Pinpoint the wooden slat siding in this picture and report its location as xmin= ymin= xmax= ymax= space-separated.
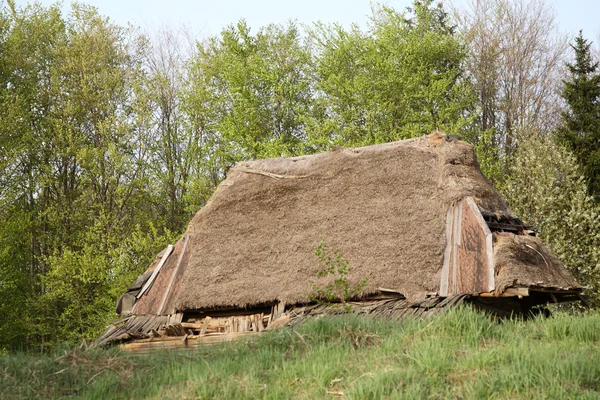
xmin=158 ymin=235 xmax=190 ymax=314
xmin=136 ymin=245 xmax=174 ymax=299
xmin=134 ymin=238 xmax=185 ymax=315
xmin=159 ymin=236 xmax=192 ymax=315
xmin=465 ymin=197 xmax=495 ymax=292
xmin=451 ymin=201 xmax=463 ymax=295
xmin=440 ymin=206 xmax=455 ymax=296
xmin=455 ymin=198 xmax=491 ymax=294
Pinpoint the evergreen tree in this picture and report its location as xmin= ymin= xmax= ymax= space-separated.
xmin=558 ymin=31 xmax=600 ymax=198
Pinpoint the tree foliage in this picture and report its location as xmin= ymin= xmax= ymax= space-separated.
xmin=455 ymin=0 xmax=567 ymax=182
xmin=310 ymin=1 xmax=475 ymax=146
xmin=503 ymin=135 xmax=600 ymax=305
xmin=558 ymin=31 xmax=600 ymax=199
xmin=0 ymin=2 xmax=173 ymax=348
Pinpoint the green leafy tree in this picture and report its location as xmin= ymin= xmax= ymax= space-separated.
xmin=0 ymin=2 xmax=175 ymax=348
xmin=558 ymin=31 xmax=600 ymax=198
xmin=503 ymin=135 xmax=600 ymax=306
xmin=310 ymin=0 xmax=476 ymax=147
xmin=182 ymin=21 xmax=316 ymax=188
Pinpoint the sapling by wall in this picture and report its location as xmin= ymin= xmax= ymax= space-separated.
xmin=309 ymin=239 xmax=367 ymax=312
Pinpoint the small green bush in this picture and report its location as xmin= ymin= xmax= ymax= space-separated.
xmin=309 ymin=239 xmax=368 ymax=311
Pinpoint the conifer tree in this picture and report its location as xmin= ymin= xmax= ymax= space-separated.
xmin=559 ymin=31 xmax=600 ymax=198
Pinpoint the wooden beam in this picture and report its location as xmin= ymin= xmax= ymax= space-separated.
xmin=440 ymin=206 xmax=454 ymax=297
xmin=158 ymin=235 xmax=189 ymax=315
xmin=136 ymin=244 xmax=174 ymax=299
xmin=486 ymin=222 xmax=523 ymax=232
xmin=378 ymin=287 xmax=406 ymax=297
xmin=479 ymin=288 xmax=529 ymax=297
xmin=119 ymin=332 xmax=259 ymax=351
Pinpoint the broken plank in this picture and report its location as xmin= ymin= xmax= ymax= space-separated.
xmin=479 ymin=288 xmax=529 ymax=297
xmin=158 ymin=236 xmax=190 ymax=315
xmin=137 ymin=244 xmax=174 ymax=299
xmin=119 ymin=332 xmax=259 ymax=351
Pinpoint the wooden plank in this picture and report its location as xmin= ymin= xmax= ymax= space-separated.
xmin=158 ymin=235 xmax=189 ymax=314
xmin=465 ymin=197 xmax=495 ymax=292
xmin=479 ymin=288 xmax=529 ymax=297
xmin=119 ymin=332 xmax=259 ymax=351
xmin=451 ymin=201 xmax=463 ymax=295
xmin=136 ymin=245 xmax=174 ymax=299
xmin=486 ymin=228 xmax=494 ymax=292
xmin=274 ymin=301 xmax=286 ymax=320
xmin=440 ymin=205 xmax=454 ymax=296
xmin=258 ymin=313 xmax=264 ymax=332
xmin=181 ymin=320 xmax=229 ymax=332
xmin=529 ymin=287 xmax=582 ymax=294
xmin=200 ymin=316 xmax=211 ymax=335
xmin=378 ymin=287 xmax=407 ymax=297
xmin=455 ymin=198 xmax=491 ymax=294
xmin=465 ymin=197 xmax=491 ymax=237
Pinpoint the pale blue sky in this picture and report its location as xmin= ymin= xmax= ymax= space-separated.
xmin=10 ymin=0 xmax=600 ymax=41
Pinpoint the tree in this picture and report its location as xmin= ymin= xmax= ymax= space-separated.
xmin=558 ymin=31 xmax=600 ymax=198
xmin=0 ymin=2 xmax=174 ymax=348
xmin=182 ymin=21 xmax=316 ymax=192
xmin=455 ymin=0 xmax=567 ymax=180
xmin=310 ymin=1 xmax=476 ymax=147
xmin=136 ymin=25 xmax=200 ymax=232
xmin=503 ymin=135 xmax=600 ymax=306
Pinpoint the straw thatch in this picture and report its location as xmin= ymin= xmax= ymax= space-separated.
xmin=174 ymin=132 xmax=518 ymax=310
xmin=493 ymin=232 xmax=579 ymax=294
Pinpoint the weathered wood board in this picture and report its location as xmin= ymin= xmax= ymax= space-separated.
xmin=441 ymin=197 xmax=494 ymax=296
xmin=134 ymin=236 xmax=190 ymax=315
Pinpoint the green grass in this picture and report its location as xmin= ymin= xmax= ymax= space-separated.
xmin=2 ymin=307 xmax=600 ymax=399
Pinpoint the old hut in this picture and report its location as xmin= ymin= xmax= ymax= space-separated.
xmin=97 ymin=132 xmax=582 ymax=350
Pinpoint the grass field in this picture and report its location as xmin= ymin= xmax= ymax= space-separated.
xmin=2 ymin=307 xmax=600 ymax=399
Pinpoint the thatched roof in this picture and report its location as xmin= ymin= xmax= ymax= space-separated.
xmin=167 ymin=132 xmax=577 ymax=311
xmin=98 ymin=132 xmax=583 ymax=349
xmin=493 ymin=233 xmax=579 ymax=294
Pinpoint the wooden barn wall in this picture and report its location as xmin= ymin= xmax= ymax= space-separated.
xmin=440 ymin=197 xmax=494 ymax=296
xmin=133 ymin=235 xmax=190 ymax=315
xmin=159 ymin=235 xmax=191 ymax=315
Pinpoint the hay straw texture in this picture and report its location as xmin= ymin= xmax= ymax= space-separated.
xmin=175 ymin=133 xmax=516 ymax=310
xmin=493 ymin=232 xmax=580 ymax=294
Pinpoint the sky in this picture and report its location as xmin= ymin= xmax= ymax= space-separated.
xmin=9 ymin=0 xmax=600 ymax=42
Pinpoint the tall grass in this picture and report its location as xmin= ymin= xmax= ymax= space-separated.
xmin=2 ymin=308 xmax=600 ymax=399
